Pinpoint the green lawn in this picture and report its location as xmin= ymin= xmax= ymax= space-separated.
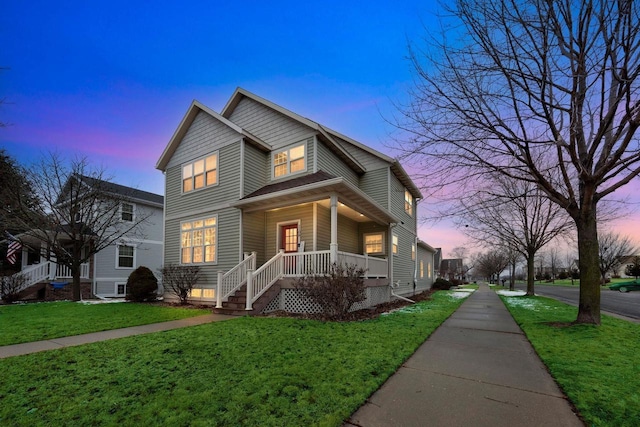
xmin=0 ymin=291 xmax=465 ymax=426
xmin=0 ymin=301 xmax=210 ymax=346
xmin=499 ymin=294 xmax=640 ymax=427
xmin=524 ymin=277 xmax=635 ymax=287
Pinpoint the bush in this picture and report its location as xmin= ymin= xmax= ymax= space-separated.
xmin=125 ymin=266 xmax=158 ymax=302
xmin=431 ymin=278 xmax=454 ymax=291
xmin=160 ymin=264 xmax=201 ymax=304
xmin=571 ymin=269 xmax=580 ymax=279
xmin=295 ymin=263 xmax=366 ymax=320
xmin=558 ymin=271 xmax=568 ymax=280
xmin=0 ymin=273 xmax=27 ymax=303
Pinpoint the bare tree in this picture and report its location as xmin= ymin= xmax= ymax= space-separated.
xmin=9 ymin=153 xmax=151 ymax=300
xmin=547 ymin=246 xmax=563 ymax=284
xmin=398 ymin=1 xmax=640 ymax=324
xmin=459 ymin=176 xmax=572 ymax=295
xmin=505 ymin=246 xmax=522 ymax=291
xmin=473 ymin=249 xmax=510 ymax=283
xmin=598 ymin=231 xmax=637 ymax=284
xmin=450 ymin=246 xmax=471 ymax=280
xmin=565 ymin=250 xmax=579 ymax=285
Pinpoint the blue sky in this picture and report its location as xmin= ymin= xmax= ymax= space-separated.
xmin=2 ymin=1 xmax=638 ymax=257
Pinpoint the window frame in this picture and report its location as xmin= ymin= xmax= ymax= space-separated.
xmin=411 ymin=243 xmax=416 ymax=261
xmin=404 ymin=189 xmax=413 ymax=217
xmin=120 ymin=202 xmax=135 ymax=222
xmin=115 ymin=282 xmax=127 ymax=296
xmin=116 ymin=244 xmax=135 ymax=269
xmin=272 ymin=142 xmax=307 ymax=180
xmin=420 ymin=260 xmax=425 ymax=278
xmin=180 ymin=216 xmax=218 ymax=265
xmin=392 ymin=234 xmax=398 ymax=256
xmin=182 ymin=152 xmax=219 ymax=194
xmin=363 ymin=232 xmax=385 ymax=256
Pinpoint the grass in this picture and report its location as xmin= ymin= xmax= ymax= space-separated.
xmin=0 ymin=290 xmax=466 ymax=426
xmin=0 ymin=301 xmax=210 ymax=346
xmin=524 ymin=277 xmax=636 ymax=287
xmin=499 ymin=294 xmax=640 ymax=427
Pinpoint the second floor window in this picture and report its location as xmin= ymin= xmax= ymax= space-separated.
xmin=121 ymin=202 xmax=134 ymax=222
xmin=183 ymin=153 xmax=218 ymax=193
xmin=273 ymin=143 xmax=305 ymax=178
xmin=392 ymin=234 xmax=398 ymax=255
xmin=405 ymin=190 xmax=413 ymax=216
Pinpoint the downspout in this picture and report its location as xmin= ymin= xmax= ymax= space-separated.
xmin=388 ymin=222 xmax=413 ymax=303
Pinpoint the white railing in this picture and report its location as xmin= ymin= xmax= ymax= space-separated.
xmin=55 ymin=263 xmax=90 ymax=279
xmin=337 ymin=252 xmax=388 ymax=278
xmin=244 ymin=250 xmax=389 ymax=310
xmin=6 ymin=261 xmax=91 ymax=295
xmin=216 ymin=252 xmax=256 ymax=308
xmin=13 ymin=262 xmax=52 ymax=292
xmin=282 ymin=250 xmax=332 ymax=276
xmin=246 ymin=250 xmax=286 ymax=310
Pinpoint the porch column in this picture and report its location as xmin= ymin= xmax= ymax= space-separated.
xmin=330 ymin=193 xmax=338 ymax=263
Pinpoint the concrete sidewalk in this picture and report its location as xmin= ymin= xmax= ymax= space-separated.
xmin=346 ymin=284 xmax=584 ymax=427
xmin=0 ymin=313 xmax=233 ymax=359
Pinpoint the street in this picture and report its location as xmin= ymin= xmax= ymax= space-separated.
xmin=513 ymin=283 xmax=640 ymax=321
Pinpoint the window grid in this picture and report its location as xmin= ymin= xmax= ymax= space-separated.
xmin=273 ymin=143 xmax=305 ymax=178
xmin=117 ymin=245 xmax=134 ymax=268
xmin=364 ymin=233 xmax=384 ymax=255
xmin=183 ymin=153 xmax=218 ymax=193
xmin=121 ymin=202 xmax=134 ymax=222
xmin=405 ymin=190 xmax=413 ymax=216
xmin=181 ymin=217 xmax=217 ymax=264
xmin=392 ymin=235 xmax=398 ymax=255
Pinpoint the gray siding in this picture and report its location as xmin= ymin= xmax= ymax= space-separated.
xmin=316 ymin=140 xmax=359 ymax=186
xmin=243 ymin=211 xmax=266 ymax=266
xmin=315 ymin=205 xmax=358 ymax=253
xmin=165 ymin=142 xmax=241 ymax=219
xmin=243 ymin=142 xmax=268 ymax=196
xmin=359 ymin=168 xmax=389 ymax=209
xmin=229 ymin=97 xmax=314 ymax=147
xmin=333 ymin=135 xmax=390 ymax=171
xmin=392 ymin=225 xmax=417 ymax=296
xmin=416 ymin=245 xmax=435 ymax=292
xmin=93 ymin=203 xmax=163 ymax=297
xmin=265 ymin=205 xmax=314 ymax=258
xmin=165 ymin=111 xmax=242 ymax=169
xmin=389 ymin=173 xmax=417 ymax=231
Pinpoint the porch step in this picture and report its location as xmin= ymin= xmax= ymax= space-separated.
xmin=212 ymin=282 xmax=281 ymax=316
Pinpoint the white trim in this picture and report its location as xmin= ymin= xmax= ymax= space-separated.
xmin=165 ymin=202 xmax=235 ymax=222
xmin=115 ymin=244 xmax=136 ymax=269
xmin=180 ymin=150 xmax=219 ymax=194
xmin=118 ymin=237 xmax=163 ymax=246
xmin=271 ymin=141 xmax=307 ymax=181
xmin=312 ymin=203 xmax=318 ymax=251
xmin=275 ymin=219 xmax=301 ymax=253
xmin=239 ymin=138 xmax=245 ymax=199
xmin=120 ymin=201 xmax=136 ymax=222
xmin=363 ymin=232 xmax=385 ymax=256
xmin=115 ymin=281 xmax=127 ymax=296
xmin=313 ymin=135 xmax=318 ymax=173
xmin=180 ymin=215 xmax=219 ymax=265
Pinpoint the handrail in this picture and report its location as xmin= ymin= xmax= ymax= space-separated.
xmin=216 ymin=252 xmax=256 ymax=308
xmin=246 ymin=250 xmax=285 ymax=310
xmin=12 ymin=262 xmax=52 ymax=293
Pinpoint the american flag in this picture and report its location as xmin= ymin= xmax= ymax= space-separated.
xmin=6 ymin=234 xmax=21 ymax=265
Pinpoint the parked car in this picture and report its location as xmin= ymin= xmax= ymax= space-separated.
xmin=609 ymin=281 xmax=640 ymax=292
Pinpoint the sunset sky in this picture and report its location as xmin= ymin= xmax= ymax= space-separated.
xmin=2 ymin=1 xmax=638 ymax=258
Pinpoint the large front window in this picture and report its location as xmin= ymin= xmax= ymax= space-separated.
xmin=181 ymin=217 xmax=217 ymax=264
xmin=273 ymin=143 xmax=305 ymax=178
xmin=364 ymin=233 xmax=384 ymax=255
xmin=182 ymin=153 xmax=218 ymax=193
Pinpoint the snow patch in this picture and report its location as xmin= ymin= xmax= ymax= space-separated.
xmin=447 ymin=289 xmax=475 ymax=299
xmin=80 ymin=298 xmax=128 ymax=305
xmin=495 ymin=290 xmax=527 ymax=296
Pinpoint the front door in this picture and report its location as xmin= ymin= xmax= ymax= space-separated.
xmin=281 ymin=224 xmax=299 ymax=253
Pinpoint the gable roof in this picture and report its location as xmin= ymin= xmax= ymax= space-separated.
xmin=156 ymin=100 xmax=270 ymax=171
xmin=221 ymin=87 xmax=422 ymax=199
xmin=77 ymin=175 xmax=164 ymax=206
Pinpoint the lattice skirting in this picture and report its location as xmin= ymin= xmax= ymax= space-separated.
xmin=262 ymin=285 xmax=391 ymax=314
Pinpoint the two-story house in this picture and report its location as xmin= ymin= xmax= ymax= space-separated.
xmin=6 ymin=176 xmax=164 ymax=299
xmin=156 ymin=88 xmax=435 ymax=313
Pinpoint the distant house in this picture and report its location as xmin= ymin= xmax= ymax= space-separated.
xmin=156 ymin=88 xmax=436 ymax=313
xmin=5 ymin=176 xmax=163 ymax=299
xmin=619 ymin=255 xmax=640 ymax=278
xmin=440 ymin=258 xmax=463 ymax=280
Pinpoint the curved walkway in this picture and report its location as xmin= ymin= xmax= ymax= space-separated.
xmin=345 ymin=283 xmax=584 ymax=426
xmin=0 ymin=313 xmax=233 ymax=359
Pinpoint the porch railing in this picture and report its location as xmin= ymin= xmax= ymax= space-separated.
xmin=337 ymin=252 xmax=388 ymax=278
xmin=244 ymin=250 xmax=389 ymax=310
xmin=216 ymin=252 xmax=256 ymax=308
xmin=7 ymin=261 xmax=91 ymax=295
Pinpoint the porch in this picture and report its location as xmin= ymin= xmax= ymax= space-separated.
xmin=10 ymin=261 xmax=91 ymax=296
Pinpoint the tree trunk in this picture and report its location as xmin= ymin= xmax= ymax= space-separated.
xmin=526 ymin=253 xmax=535 ymax=296
xmin=509 ymin=260 xmax=516 ymax=291
xmin=72 ymin=263 xmax=82 ymax=301
xmin=575 ymin=207 xmax=601 ymax=325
